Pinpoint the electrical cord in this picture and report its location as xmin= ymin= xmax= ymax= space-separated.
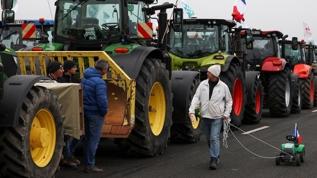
xmin=222 ymin=120 xmax=293 ymax=159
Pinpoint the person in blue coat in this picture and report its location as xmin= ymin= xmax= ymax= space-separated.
xmin=81 ymin=60 xmax=108 ymax=173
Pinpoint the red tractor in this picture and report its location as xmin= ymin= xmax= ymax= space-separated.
xmin=243 ymin=30 xmax=299 ymax=116
xmin=281 ymin=38 xmax=315 ymax=110
xmin=304 ymin=43 xmax=317 ymax=106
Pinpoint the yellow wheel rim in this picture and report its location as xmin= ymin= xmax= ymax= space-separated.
xmin=191 ymin=115 xmax=200 ymax=129
xmin=148 ymin=82 xmax=166 ymax=136
xmin=29 ymin=109 xmax=56 ymax=168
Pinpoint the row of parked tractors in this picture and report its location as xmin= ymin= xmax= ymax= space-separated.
xmin=0 ymin=0 xmax=316 ymax=177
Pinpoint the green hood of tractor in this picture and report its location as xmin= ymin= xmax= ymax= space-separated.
xmin=39 ymin=42 xmax=64 ymax=51
xmin=39 ymin=42 xmax=140 ymax=55
xmin=170 ymin=52 xmax=230 ymax=70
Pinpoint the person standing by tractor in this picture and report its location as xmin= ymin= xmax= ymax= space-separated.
xmin=47 ymin=61 xmax=64 ymax=81
xmin=58 ymin=60 xmax=81 ymax=168
xmin=58 ymin=60 xmax=80 ymax=83
xmin=81 ymin=60 xmax=108 ymax=173
xmin=188 ymin=64 xmax=232 ymax=170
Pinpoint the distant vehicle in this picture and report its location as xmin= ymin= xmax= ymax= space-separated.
xmin=0 ymin=19 xmax=54 ymax=50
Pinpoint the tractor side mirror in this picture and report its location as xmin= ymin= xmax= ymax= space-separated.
xmin=245 ymin=30 xmax=254 ymax=49
xmin=1 ymin=0 xmax=14 ymax=9
xmin=173 ymin=8 xmax=183 ymax=32
xmin=291 ymin=37 xmax=298 ymax=50
xmin=2 ymin=9 xmax=15 ymax=24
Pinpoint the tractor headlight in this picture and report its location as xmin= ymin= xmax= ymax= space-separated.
xmin=213 ymin=55 xmax=225 ymax=60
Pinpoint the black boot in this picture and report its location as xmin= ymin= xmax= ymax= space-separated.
xmin=209 ymin=157 xmax=217 ymax=170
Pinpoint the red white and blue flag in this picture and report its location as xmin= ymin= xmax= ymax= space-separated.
xmin=294 ymin=123 xmax=303 ymax=144
xmin=303 ymin=22 xmax=313 ymax=43
xmin=232 ymin=0 xmax=246 ymax=23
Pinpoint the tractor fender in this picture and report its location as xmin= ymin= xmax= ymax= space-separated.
xmin=261 ymin=57 xmax=287 ymax=72
xmin=293 ymin=64 xmax=312 ymax=79
xmin=171 ymin=71 xmax=200 ymax=123
xmin=0 ymin=75 xmax=47 ymax=127
xmin=113 ymin=46 xmax=171 ymax=79
xmin=222 ymin=56 xmax=240 ymax=72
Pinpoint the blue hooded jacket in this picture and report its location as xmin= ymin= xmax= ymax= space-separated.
xmin=81 ymin=67 xmax=108 ymax=117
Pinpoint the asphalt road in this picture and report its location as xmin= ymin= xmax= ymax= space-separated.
xmin=57 ymin=109 xmax=317 ymax=178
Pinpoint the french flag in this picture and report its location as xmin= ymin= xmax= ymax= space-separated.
xmin=294 ymin=123 xmax=303 ymax=144
xmin=232 ymin=0 xmax=246 ymax=23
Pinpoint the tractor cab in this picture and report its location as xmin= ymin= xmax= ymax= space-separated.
xmin=244 ymin=30 xmax=284 ymax=70
xmin=169 ymin=19 xmax=236 ymax=70
xmin=281 ymin=38 xmax=306 ymax=67
xmin=304 ymin=43 xmax=316 ymax=66
xmin=53 ymin=0 xmax=165 ymax=51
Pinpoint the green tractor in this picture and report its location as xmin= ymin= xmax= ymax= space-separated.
xmin=169 ymin=18 xmax=264 ymax=127
xmin=0 ymin=1 xmax=64 ymax=177
xmin=16 ymin=0 xmax=201 ymax=158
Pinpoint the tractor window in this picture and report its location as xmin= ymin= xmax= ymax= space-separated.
xmin=284 ymin=44 xmax=301 ymax=65
xmin=56 ymin=0 xmax=121 ymax=41
xmin=128 ymin=2 xmax=146 ymax=37
xmin=301 ymin=47 xmax=306 ymax=63
xmin=170 ymin=24 xmax=219 ymax=58
xmin=221 ymin=25 xmax=230 ymax=52
xmin=247 ymin=37 xmax=275 ymax=60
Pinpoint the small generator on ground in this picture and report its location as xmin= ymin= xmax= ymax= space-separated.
xmin=275 ymin=125 xmax=305 ymax=166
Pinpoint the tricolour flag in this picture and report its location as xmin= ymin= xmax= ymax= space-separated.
xmin=303 ymin=22 xmax=313 ymax=43
xmin=180 ymin=1 xmax=195 ymax=18
xmin=232 ymin=0 xmax=246 ymax=23
xmin=294 ymin=123 xmax=303 ymax=144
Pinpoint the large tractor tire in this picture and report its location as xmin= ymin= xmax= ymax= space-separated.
xmin=314 ymin=76 xmax=317 ymax=107
xmin=291 ymin=74 xmax=301 ymax=114
xmin=267 ymin=68 xmax=292 ymax=116
xmin=0 ymin=86 xmax=63 ymax=178
xmin=171 ymin=72 xmax=201 ymax=143
xmin=300 ymin=73 xmax=315 ymax=109
xmin=125 ymin=58 xmax=172 ymax=156
xmin=243 ymin=71 xmax=263 ymax=124
xmin=221 ymin=62 xmax=245 ymax=126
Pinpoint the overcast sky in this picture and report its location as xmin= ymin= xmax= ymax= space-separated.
xmin=11 ymin=0 xmax=317 ymax=42
xmin=166 ymin=0 xmax=317 ymax=42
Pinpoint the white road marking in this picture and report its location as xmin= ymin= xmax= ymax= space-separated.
xmin=242 ymin=126 xmax=270 ymax=135
xmin=312 ymin=110 xmax=317 ymax=113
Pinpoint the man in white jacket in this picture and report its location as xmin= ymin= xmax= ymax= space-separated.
xmin=189 ymin=64 xmax=232 ymax=170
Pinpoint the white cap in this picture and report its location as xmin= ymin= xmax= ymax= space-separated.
xmin=207 ymin=65 xmax=221 ymax=77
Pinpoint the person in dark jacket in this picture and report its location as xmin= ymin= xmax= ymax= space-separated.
xmin=81 ymin=59 xmax=108 ymax=173
xmin=58 ymin=60 xmax=81 ymax=168
xmin=47 ymin=61 xmax=64 ymax=81
xmin=58 ymin=60 xmax=80 ymax=83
